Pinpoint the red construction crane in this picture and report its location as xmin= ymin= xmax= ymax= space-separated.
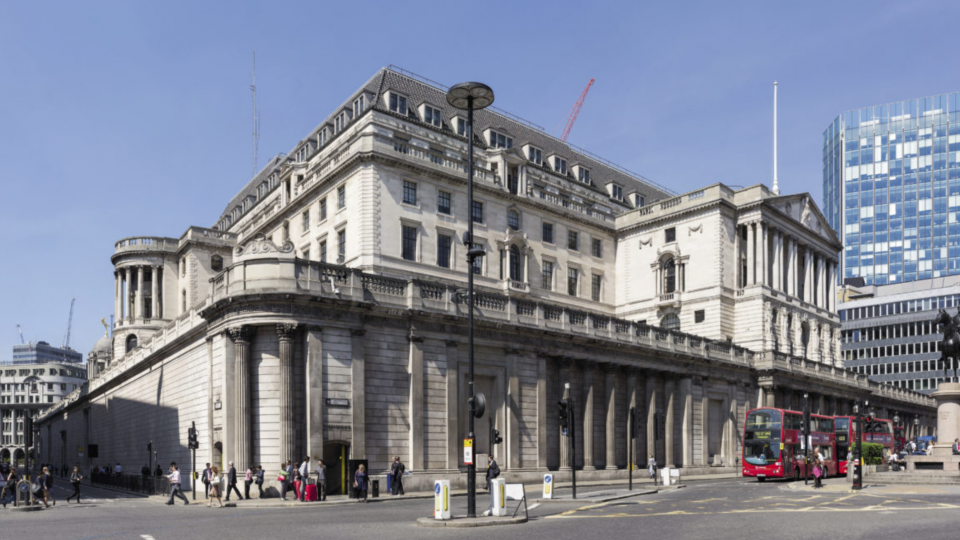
xmin=560 ymin=78 xmax=595 ymax=142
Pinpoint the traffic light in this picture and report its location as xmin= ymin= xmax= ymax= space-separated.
xmin=492 ymin=428 xmax=503 ymax=446
xmin=558 ymin=399 xmax=569 ymax=429
xmin=188 ymin=426 xmax=199 ymax=450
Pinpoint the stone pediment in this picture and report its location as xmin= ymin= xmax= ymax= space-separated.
xmin=234 ymin=233 xmax=295 ymax=262
xmin=769 ymin=194 xmax=839 ymax=246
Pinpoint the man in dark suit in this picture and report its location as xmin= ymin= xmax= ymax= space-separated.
xmin=224 ymin=461 xmax=243 ymax=501
xmin=201 ymin=463 xmax=212 ymax=498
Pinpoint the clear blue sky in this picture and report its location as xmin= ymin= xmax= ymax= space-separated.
xmin=0 ymin=0 xmax=956 ymax=360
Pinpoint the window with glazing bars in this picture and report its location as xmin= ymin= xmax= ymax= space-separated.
xmin=402 ymin=226 xmax=417 ymax=261
xmin=338 ymin=186 xmax=346 ymax=209
xmin=542 ymin=261 xmax=554 ymax=291
xmin=568 ymin=230 xmax=579 ymax=251
xmin=591 ymin=238 xmax=602 ymax=258
xmin=437 ymin=234 xmax=452 ymax=268
xmin=567 ymin=268 xmax=579 ymax=296
xmin=438 ymin=191 xmax=452 ymax=215
xmin=472 ymin=201 xmax=484 ymax=223
xmin=591 ymin=274 xmax=602 ymax=301
xmin=403 ymin=180 xmax=417 ymax=205
xmin=389 ymin=93 xmax=407 ymax=115
xmin=471 ymin=243 xmax=484 ymax=275
xmin=543 ymin=222 xmax=554 ymax=243
xmin=337 ymin=230 xmax=346 ymax=262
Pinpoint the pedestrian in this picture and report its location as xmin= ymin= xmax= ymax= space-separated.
xmin=255 ymin=465 xmax=265 ymax=498
xmin=648 ymin=455 xmax=657 ymax=480
xmin=244 ymin=465 xmax=253 ymax=500
xmin=206 ymin=465 xmax=223 ymax=508
xmin=165 ymin=462 xmax=190 ymax=505
xmin=953 ymin=438 xmax=960 ymax=455
xmin=155 ymin=464 xmax=163 ymax=477
xmin=484 ymin=455 xmax=500 ymax=515
xmin=66 ymin=465 xmax=84 ymax=503
xmin=315 ymin=459 xmax=326 ymax=501
xmin=201 ymin=463 xmax=212 ymax=498
xmin=298 ymin=457 xmax=311 ymax=501
xmin=114 ymin=463 xmax=123 ymax=477
xmin=353 ymin=463 xmax=368 ymax=502
xmin=224 ymin=461 xmax=243 ymax=501
xmin=815 ymin=447 xmax=826 ymax=485
xmin=142 ymin=463 xmax=150 ymax=478
xmin=1 ymin=466 xmax=17 ymax=508
xmin=279 ymin=461 xmax=291 ymax=501
xmin=812 ymin=457 xmax=823 ymax=489
xmin=62 ymin=463 xmax=68 ymax=478
xmin=38 ymin=466 xmax=55 ymax=507
xmin=390 ymin=455 xmax=405 ymax=496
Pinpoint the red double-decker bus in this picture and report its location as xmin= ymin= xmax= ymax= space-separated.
xmin=743 ymin=408 xmax=837 ymax=481
xmin=834 ymin=417 xmax=894 ymax=474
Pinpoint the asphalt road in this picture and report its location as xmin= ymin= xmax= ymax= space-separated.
xmin=4 ymin=477 xmax=960 ymax=540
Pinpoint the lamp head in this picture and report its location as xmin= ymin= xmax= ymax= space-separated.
xmin=446 ymin=82 xmax=495 ymax=110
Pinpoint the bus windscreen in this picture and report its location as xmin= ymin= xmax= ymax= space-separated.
xmin=744 ymin=410 xmax=781 ymax=466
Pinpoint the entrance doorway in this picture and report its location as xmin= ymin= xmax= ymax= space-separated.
xmin=323 ymin=442 xmax=349 ymax=496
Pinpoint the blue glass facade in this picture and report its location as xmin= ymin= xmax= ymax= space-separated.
xmin=823 ymin=93 xmax=960 ymax=285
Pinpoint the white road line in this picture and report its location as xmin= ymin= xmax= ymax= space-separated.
xmin=528 ymin=503 xmax=541 ymax=510
xmin=141 ymin=536 xmax=156 ymax=540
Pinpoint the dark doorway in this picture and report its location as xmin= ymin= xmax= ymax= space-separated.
xmin=323 ymin=442 xmax=349 ymax=496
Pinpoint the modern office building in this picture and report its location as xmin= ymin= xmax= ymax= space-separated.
xmin=34 ymin=67 xmax=933 ymax=492
xmin=825 ymin=92 xmax=960 ymax=393
xmin=10 ymin=341 xmax=83 ymax=365
xmin=823 ymin=92 xmax=960 ymax=286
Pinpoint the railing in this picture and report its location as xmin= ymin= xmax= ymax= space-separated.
xmin=516 ymin=300 xmax=536 ymax=317
xmin=361 ymin=274 xmax=406 ymax=296
xmin=569 ymin=311 xmax=587 ymax=326
xmin=659 ymin=293 xmax=676 ymax=303
xmin=114 ymin=236 xmax=179 ymax=253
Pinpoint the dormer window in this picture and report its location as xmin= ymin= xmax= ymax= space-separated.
xmin=634 ymin=193 xmax=645 ymax=207
xmin=456 ymin=117 xmax=468 ymax=136
xmin=553 ymin=157 xmax=567 ymax=175
xmin=389 ymin=92 xmax=408 ymax=115
xmin=353 ymin=95 xmax=365 ymax=117
xmin=423 ymin=105 xmax=442 ymax=127
xmin=488 ymin=129 xmax=513 ymax=149
xmin=577 ymin=167 xmax=590 ymax=184
xmin=317 ymin=127 xmax=329 ymax=147
xmin=335 ymin=111 xmax=350 ymax=133
xmin=611 ymin=184 xmax=623 ymax=201
xmin=296 ymin=146 xmax=309 ymax=163
xmin=527 ymin=146 xmax=542 ymax=165
xmin=258 ymin=183 xmax=267 ymax=199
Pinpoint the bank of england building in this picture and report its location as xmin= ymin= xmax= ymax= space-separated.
xmin=37 ymin=67 xmax=934 ymax=493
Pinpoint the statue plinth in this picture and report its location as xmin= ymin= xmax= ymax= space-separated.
xmin=931 ymin=382 xmax=960 ymax=456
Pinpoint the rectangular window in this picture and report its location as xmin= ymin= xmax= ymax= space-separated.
xmin=403 ymin=180 xmax=418 ymax=205
xmin=471 ymin=243 xmax=484 ymax=275
xmin=338 ymin=185 xmax=346 ymax=209
xmin=335 ymin=112 xmax=347 ymax=133
xmin=438 ymin=191 xmax=452 ymax=215
xmin=567 ymin=268 xmax=579 ymax=296
xmin=568 ymin=230 xmax=579 ymax=251
xmin=543 ymin=222 xmax=554 ymax=244
xmin=695 ymin=310 xmax=705 ymax=323
xmin=424 ymin=105 xmax=442 ymax=127
xmin=353 ymin=95 xmax=365 ymax=117
xmin=320 ymin=241 xmax=327 ymax=263
xmin=612 ymin=184 xmax=623 ymax=200
xmin=472 ymin=201 xmax=484 ymax=224
xmin=302 ymin=210 xmax=310 ymax=231
xmin=665 ymin=227 xmax=676 ymax=243
xmin=389 ymin=93 xmax=407 ymax=115
xmin=553 ymin=157 xmax=567 ymax=175
xmin=591 ymin=274 xmax=602 ymax=302
xmin=320 ymin=198 xmax=327 ymax=221
xmin=634 ymin=194 xmax=646 ymax=207
xmin=296 ymin=146 xmax=308 ymax=162
xmin=303 ymin=247 xmax=310 ymax=261
xmin=578 ymin=167 xmax=590 ymax=183
xmin=542 ymin=261 xmax=554 ymax=291
xmin=528 ymin=147 xmax=542 ymax=165
xmin=402 ymin=225 xmax=418 ymax=261
xmin=437 ymin=234 xmax=452 ymax=268
xmin=337 ymin=230 xmax=346 ymax=262
xmin=591 ymin=238 xmax=602 ymax=258
xmin=489 ymin=130 xmax=513 ymax=149
xmin=457 ymin=118 xmax=468 ymax=136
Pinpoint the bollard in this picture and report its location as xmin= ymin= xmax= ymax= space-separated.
xmin=434 ymin=480 xmax=450 ymax=520
xmin=489 ymin=478 xmax=506 ymax=516
xmin=542 ymin=474 xmax=553 ymax=499
xmin=372 ymin=479 xmax=379 ymax=498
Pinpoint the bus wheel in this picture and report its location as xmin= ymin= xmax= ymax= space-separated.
xmin=793 ymin=468 xmax=801 ymax=481
xmin=757 ymin=477 xmax=766 ymax=482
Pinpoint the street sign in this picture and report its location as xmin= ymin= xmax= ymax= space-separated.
xmin=464 ymin=438 xmax=474 ymax=465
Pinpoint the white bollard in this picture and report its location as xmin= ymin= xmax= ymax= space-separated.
xmin=434 ymin=480 xmax=450 ymax=520
xmin=542 ymin=473 xmax=554 ymax=499
xmin=661 ymin=467 xmax=672 ymax=486
xmin=490 ymin=478 xmax=507 ymax=516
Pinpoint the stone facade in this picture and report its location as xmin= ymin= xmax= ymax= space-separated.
xmin=36 ymin=67 xmax=935 ymax=492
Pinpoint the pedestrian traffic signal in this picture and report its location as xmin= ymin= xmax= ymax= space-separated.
xmin=558 ymin=399 xmax=569 ymax=429
xmin=188 ymin=426 xmax=199 ymax=450
xmin=492 ymin=428 xmax=503 ymax=446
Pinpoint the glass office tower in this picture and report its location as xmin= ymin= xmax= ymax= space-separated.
xmin=823 ymin=93 xmax=960 ymax=286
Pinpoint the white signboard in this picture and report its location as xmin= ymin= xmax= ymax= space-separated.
xmin=542 ymin=474 xmax=553 ymax=499
xmin=463 ymin=438 xmax=473 ymax=465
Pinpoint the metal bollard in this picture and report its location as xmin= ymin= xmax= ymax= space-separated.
xmin=16 ymin=478 xmax=33 ymax=506
xmin=372 ymin=479 xmax=379 ymax=498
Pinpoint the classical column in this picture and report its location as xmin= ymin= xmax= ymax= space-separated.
xmin=151 ymin=266 xmax=159 ymax=319
xmin=305 ymin=326 xmax=324 ymax=462
xmin=124 ymin=267 xmax=132 ymax=321
xmin=680 ymin=377 xmax=693 ymax=467
xmin=536 ymin=354 xmax=547 ymax=469
xmin=828 ymin=262 xmax=836 ymax=312
xmin=726 ymin=384 xmax=739 ymax=467
xmin=776 ymin=230 xmax=784 ymax=291
xmin=135 ymin=266 xmax=144 ymax=319
xmin=763 ymin=384 xmax=776 ymax=408
xmin=582 ymin=361 xmax=596 ymax=470
xmin=733 ymin=224 xmax=741 ymax=288
xmin=114 ymin=272 xmax=121 ymax=323
xmin=746 ymin=223 xmax=755 ymax=285
xmin=350 ymin=329 xmax=366 ymax=459
xmin=788 ymin=238 xmax=797 ymax=297
xmin=506 ymin=349 xmax=521 ymax=469
xmin=665 ymin=379 xmax=676 ymax=468
xmin=447 ymin=342 xmax=461 ymax=470
xmin=409 ymin=333 xmax=425 ymax=471
xmin=559 ymin=359 xmax=572 ymax=470
xmin=758 ymin=223 xmax=767 ymax=287
xmin=818 ymin=256 xmax=826 ymax=309
xmin=278 ymin=323 xmax=297 ymax=465
xmin=646 ymin=372 xmax=658 ymax=464
xmin=627 ymin=369 xmax=639 ymax=470
xmin=604 ymin=363 xmax=618 ymax=470
xmin=228 ymin=325 xmax=254 ymax=469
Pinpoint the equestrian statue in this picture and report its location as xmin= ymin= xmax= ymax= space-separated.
xmin=935 ymin=308 xmax=960 ymax=382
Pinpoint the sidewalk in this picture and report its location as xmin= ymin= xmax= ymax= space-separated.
xmin=786 ymin=479 xmax=960 ymax=496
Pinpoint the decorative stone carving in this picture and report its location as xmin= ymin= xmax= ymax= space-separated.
xmin=687 ymin=223 xmax=702 ymax=236
xmin=276 ymin=322 xmax=298 ymax=340
xmin=227 ymin=325 xmax=254 ymax=343
xmin=234 ymin=233 xmax=294 ymax=261
xmin=639 ymin=236 xmax=653 ymax=250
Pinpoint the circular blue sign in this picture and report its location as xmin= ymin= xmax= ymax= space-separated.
xmin=435 ymin=483 xmax=442 ymax=495
xmin=544 ymin=474 xmax=552 ymax=483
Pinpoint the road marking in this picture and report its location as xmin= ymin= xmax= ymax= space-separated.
xmin=548 ymin=504 xmax=960 ymax=519
xmin=528 ymin=503 xmax=541 ymax=511
xmin=141 ymin=536 xmax=156 ymax=540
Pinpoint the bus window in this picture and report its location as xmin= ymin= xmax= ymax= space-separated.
xmin=835 ymin=417 xmax=849 ymax=432
xmin=744 ymin=410 xmax=782 ymax=466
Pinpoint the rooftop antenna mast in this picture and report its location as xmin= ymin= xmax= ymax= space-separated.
xmin=772 ymin=81 xmax=780 ymax=195
xmin=251 ymin=51 xmax=260 ymax=178
xmin=63 ymin=297 xmax=76 ymax=349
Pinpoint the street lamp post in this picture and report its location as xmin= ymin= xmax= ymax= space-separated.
xmin=446 ymin=81 xmax=494 ymax=519
xmin=802 ymin=393 xmax=810 ymax=485
xmin=852 ymin=399 xmax=867 ymax=490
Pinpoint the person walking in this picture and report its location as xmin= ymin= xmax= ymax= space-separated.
xmin=114 ymin=463 xmax=123 ymax=477
xmin=483 ymin=455 xmax=501 ymax=515
xmin=812 ymin=457 xmax=823 ymax=489
xmin=298 ymin=457 xmax=311 ymax=502
xmin=815 ymin=447 xmax=826 ymax=486
xmin=390 ymin=456 xmax=405 ymax=496
xmin=206 ymin=466 xmax=223 ymax=508
xmin=201 ymin=463 xmax=212 ymax=498
xmin=315 ymin=459 xmax=326 ymax=502
xmin=0 ymin=464 xmax=18 ymax=508
xmin=165 ymin=462 xmax=190 ymax=505
xmin=66 ymin=465 xmax=83 ymax=503
xmin=38 ymin=466 xmax=55 ymax=507
xmin=648 ymin=455 xmax=657 ymax=481
xmin=244 ymin=466 xmax=253 ymax=500
xmin=353 ymin=464 xmax=368 ymax=502
xmin=224 ymin=461 xmax=243 ymax=501
xmin=255 ymin=465 xmax=265 ymax=498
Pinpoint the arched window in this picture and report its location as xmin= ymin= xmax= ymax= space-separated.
xmin=211 ymin=254 xmax=224 ymax=272
xmin=661 ymin=313 xmax=680 ymax=331
xmin=125 ymin=334 xmax=138 ymax=353
xmin=508 ymin=209 xmax=520 ymax=231
xmin=509 ymin=245 xmax=522 ymax=281
xmin=663 ymin=259 xmax=676 ymax=293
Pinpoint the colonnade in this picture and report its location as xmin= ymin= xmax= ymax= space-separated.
xmin=115 ymin=265 xmax=163 ymax=321
xmin=735 ymin=221 xmax=837 ymax=312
